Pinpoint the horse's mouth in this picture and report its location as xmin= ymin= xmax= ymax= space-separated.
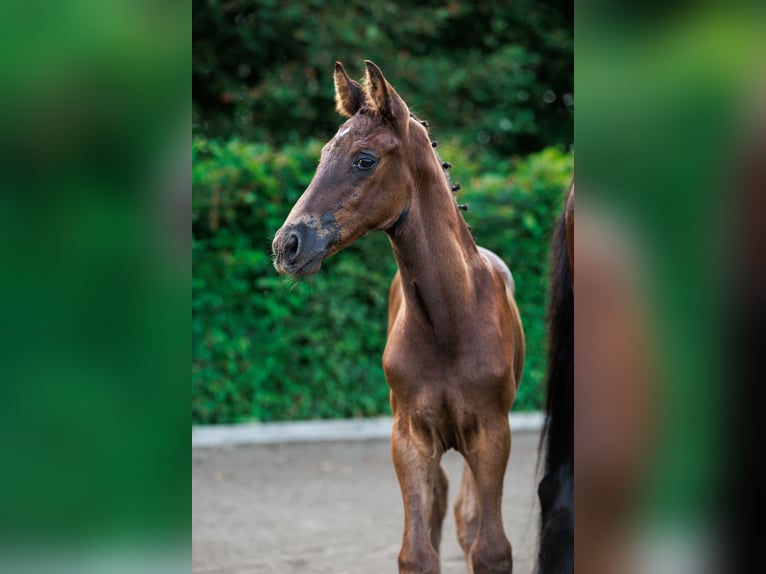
xmin=288 ymin=250 xmax=328 ymax=276
xmin=273 ymin=248 xmax=328 ymax=277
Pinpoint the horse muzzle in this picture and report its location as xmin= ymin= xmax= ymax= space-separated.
xmin=272 ymin=220 xmax=339 ymax=276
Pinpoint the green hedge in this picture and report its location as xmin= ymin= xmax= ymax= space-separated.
xmin=193 ymin=0 xmax=572 ymax=157
xmin=192 ymin=138 xmax=572 ymax=423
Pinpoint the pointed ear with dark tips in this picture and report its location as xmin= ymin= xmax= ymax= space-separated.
xmin=363 ymin=60 xmax=409 ymax=131
xmin=334 ymin=62 xmax=364 ymax=117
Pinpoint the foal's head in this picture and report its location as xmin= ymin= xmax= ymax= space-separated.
xmin=272 ymin=60 xmax=433 ymax=276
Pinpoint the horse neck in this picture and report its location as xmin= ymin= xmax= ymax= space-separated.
xmin=387 ymin=145 xmax=481 ymax=337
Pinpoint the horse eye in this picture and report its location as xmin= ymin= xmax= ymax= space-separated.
xmin=354 ymin=157 xmax=377 ymax=170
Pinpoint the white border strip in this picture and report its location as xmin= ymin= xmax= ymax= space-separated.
xmin=192 ymin=412 xmax=544 ymax=448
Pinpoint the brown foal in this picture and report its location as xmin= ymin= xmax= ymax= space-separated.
xmin=272 ymin=61 xmax=525 ymax=574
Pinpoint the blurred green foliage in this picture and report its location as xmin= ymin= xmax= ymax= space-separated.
xmin=192 ymin=138 xmax=572 ymax=423
xmin=193 ymin=0 xmax=572 ymax=156
xmin=0 ymin=0 xmax=189 ymax=551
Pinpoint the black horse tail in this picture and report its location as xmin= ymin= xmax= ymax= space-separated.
xmin=541 ymin=206 xmax=574 ymax=477
xmin=537 ymin=198 xmax=574 ymax=573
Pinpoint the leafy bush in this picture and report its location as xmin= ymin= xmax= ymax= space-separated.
xmin=192 ymin=137 xmax=572 ymax=423
xmin=193 ymin=0 xmax=572 ymax=157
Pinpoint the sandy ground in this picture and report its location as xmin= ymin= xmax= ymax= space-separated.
xmin=193 ymin=430 xmax=541 ymax=574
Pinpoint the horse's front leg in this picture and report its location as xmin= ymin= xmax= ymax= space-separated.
xmin=461 ymin=413 xmax=514 ymax=574
xmin=391 ymin=414 xmax=447 ymax=574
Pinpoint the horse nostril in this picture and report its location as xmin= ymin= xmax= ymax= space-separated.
xmin=284 ymin=232 xmax=300 ymax=261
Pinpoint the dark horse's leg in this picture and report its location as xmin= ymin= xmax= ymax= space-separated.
xmin=391 ymin=415 xmax=448 ymax=574
xmin=457 ymin=415 xmax=513 ymax=574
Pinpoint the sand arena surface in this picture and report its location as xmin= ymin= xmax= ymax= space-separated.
xmin=193 ymin=430 xmax=541 ymax=574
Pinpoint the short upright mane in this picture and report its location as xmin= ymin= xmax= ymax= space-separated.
xmin=406 ymin=111 xmax=472 ymax=228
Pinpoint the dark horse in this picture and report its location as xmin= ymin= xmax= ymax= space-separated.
xmin=537 ymin=183 xmax=574 ymax=573
xmin=272 ymin=61 xmax=525 ymax=573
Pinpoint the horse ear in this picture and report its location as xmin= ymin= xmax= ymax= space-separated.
xmin=363 ymin=60 xmax=408 ymax=129
xmin=334 ymin=62 xmax=364 ymax=117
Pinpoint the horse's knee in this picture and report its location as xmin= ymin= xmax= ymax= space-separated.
xmin=471 ymin=533 xmax=513 ymax=574
xmin=398 ymin=543 xmax=440 ymax=574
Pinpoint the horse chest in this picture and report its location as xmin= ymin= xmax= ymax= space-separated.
xmin=383 ymin=337 xmax=511 ymax=451
xmin=382 ymin=329 xmax=513 ymax=398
